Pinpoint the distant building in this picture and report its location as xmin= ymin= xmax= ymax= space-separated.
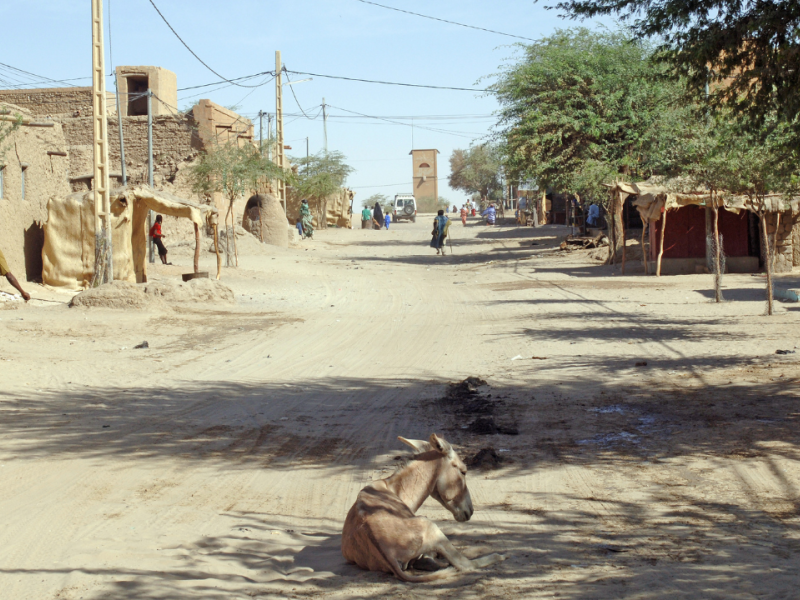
xmin=410 ymin=149 xmax=439 ymax=203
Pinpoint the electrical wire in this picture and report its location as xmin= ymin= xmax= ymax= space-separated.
xmin=285 ymin=69 xmax=488 ymax=92
xmin=283 ymin=68 xmax=318 ymax=120
xmin=350 ymin=180 xmax=431 ymax=189
xmin=145 ymin=0 xmax=264 ymax=88
xmin=0 ymin=63 xmax=85 ymax=88
xmin=177 ymin=71 xmax=274 ymax=92
xmin=354 ymin=0 xmax=535 ymax=42
xmin=326 ymin=103 xmax=484 ymax=139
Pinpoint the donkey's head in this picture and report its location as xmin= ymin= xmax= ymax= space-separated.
xmin=398 ymin=433 xmax=474 ymax=522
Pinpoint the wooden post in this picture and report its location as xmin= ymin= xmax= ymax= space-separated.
xmin=193 ymin=222 xmax=201 ymax=273
xmin=772 ymin=212 xmax=781 ymax=271
xmin=231 ymin=199 xmax=239 ymax=267
xmin=275 ymin=51 xmax=286 ymax=216
xmin=213 ymin=223 xmax=221 ymax=280
xmin=760 ymin=211 xmax=774 ymax=315
xmin=657 ymin=206 xmax=667 ymax=277
xmin=713 ymin=198 xmax=722 ymax=302
xmin=641 ymin=224 xmax=648 ymax=275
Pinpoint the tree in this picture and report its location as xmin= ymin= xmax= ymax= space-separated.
xmin=491 ymin=27 xmax=694 ymax=258
xmin=551 ymin=0 xmax=800 ymax=135
xmin=362 ymin=193 xmax=388 ymax=209
xmin=289 ymin=151 xmax=354 ymax=228
xmin=189 ymin=143 xmax=286 ymax=266
xmin=448 ymin=144 xmax=503 ymax=201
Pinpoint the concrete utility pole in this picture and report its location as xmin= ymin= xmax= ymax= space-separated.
xmin=267 ymin=112 xmax=273 ymax=160
xmin=91 ymin=0 xmax=113 ymax=284
xmin=275 ymin=51 xmax=286 ymax=215
xmin=147 ymin=89 xmax=155 ymax=263
xmin=322 ymin=98 xmax=327 ymax=152
xmin=258 ymin=110 xmax=265 ymax=154
xmin=114 ymin=73 xmax=127 ymax=186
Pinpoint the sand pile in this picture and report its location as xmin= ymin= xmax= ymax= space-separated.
xmin=70 ymin=279 xmax=235 ymax=309
xmin=217 ymin=226 xmax=271 ymax=256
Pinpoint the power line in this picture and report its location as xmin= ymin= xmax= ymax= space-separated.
xmin=177 ymin=71 xmax=274 ymax=92
xmin=0 ymin=62 xmax=85 ymax=88
xmin=145 ymin=0 xmax=263 ymax=88
xmin=354 ymin=0 xmax=535 ymax=42
xmin=283 ymin=68 xmax=318 ymax=120
xmin=285 ymin=69 xmax=488 ymax=92
xmin=350 ymin=181 xmax=418 ymax=189
xmin=327 ymin=103 xmax=484 ymax=139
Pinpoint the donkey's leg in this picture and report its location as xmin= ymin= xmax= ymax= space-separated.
xmin=416 ymin=518 xmax=503 ymax=572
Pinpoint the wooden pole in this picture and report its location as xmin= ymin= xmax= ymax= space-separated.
xmin=772 ymin=211 xmax=781 ymax=271
xmin=760 ymin=211 xmax=774 ymax=315
xmin=91 ymin=0 xmax=113 ymax=284
xmin=213 ymin=223 xmax=221 ymax=280
xmin=641 ymin=224 xmax=648 ymax=275
xmin=657 ymin=206 xmax=667 ymax=277
xmin=713 ymin=197 xmax=722 ymax=302
xmin=193 ymin=222 xmax=200 ymax=273
xmin=275 ymin=51 xmax=286 ymax=216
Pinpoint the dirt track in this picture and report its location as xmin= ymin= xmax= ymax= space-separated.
xmin=1 ymin=216 xmax=799 ymax=599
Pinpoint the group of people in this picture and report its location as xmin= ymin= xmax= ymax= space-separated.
xmin=360 ymin=202 xmax=391 ymax=230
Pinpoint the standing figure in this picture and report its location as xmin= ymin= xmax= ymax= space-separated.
xmin=430 ymin=209 xmax=450 ymax=255
xmin=372 ymin=202 xmax=384 ymax=230
xmin=149 ymin=215 xmax=171 ymax=265
xmin=300 ymin=199 xmax=314 ymax=239
xmin=460 ymin=205 xmax=468 ymax=226
xmin=384 ymin=212 xmax=391 ymax=230
xmin=361 ymin=206 xmax=372 ymax=229
xmin=0 ymin=247 xmax=30 ymax=301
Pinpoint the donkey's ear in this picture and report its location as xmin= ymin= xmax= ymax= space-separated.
xmin=429 ymin=433 xmax=452 ymax=455
xmin=398 ymin=436 xmax=429 ymax=452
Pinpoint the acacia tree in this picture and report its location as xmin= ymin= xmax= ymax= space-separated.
xmin=289 ymin=151 xmax=354 ymax=228
xmin=448 ymin=144 xmax=503 ymax=201
xmin=190 ymin=143 xmax=286 ymax=266
xmin=551 ymin=0 xmax=800 ymax=137
xmin=492 ymin=27 xmax=694 ymax=258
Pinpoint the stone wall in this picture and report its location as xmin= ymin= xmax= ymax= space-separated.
xmin=0 ymin=103 xmax=71 ymax=281
xmin=0 ymin=87 xmax=115 ymax=118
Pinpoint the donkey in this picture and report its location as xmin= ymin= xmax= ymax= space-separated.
xmin=341 ymin=433 xmax=504 ymax=582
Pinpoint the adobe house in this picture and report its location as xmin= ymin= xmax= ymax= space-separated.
xmin=0 ymin=102 xmax=71 ymax=282
xmin=410 ymin=149 xmax=439 ymax=204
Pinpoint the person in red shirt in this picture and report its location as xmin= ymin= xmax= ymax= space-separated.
xmin=149 ymin=215 xmax=171 ymax=265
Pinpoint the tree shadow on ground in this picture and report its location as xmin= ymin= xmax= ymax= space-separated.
xmin=2 ymin=369 xmax=799 ymax=598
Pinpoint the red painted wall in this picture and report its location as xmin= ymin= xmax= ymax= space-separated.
xmin=653 ymin=206 xmax=750 ymax=259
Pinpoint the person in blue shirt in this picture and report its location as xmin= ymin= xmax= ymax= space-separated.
xmin=587 ymin=203 xmax=601 ymax=227
xmin=482 ymin=204 xmax=496 ymax=225
xmin=384 ymin=213 xmax=391 ymax=229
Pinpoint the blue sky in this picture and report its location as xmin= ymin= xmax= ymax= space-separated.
xmin=1 ymin=1 xmax=578 ymax=203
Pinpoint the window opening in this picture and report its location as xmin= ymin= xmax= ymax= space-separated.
xmin=127 ymin=75 xmax=149 ymax=116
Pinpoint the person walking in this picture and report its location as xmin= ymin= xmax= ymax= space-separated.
xmin=0 ymin=247 xmax=30 ymax=301
xmin=384 ymin=212 xmax=391 ymax=230
xmin=149 ymin=215 xmax=171 ymax=265
xmin=300 ymin=199 xmax=314 ymax=239
xmin=460 ymin=205 xmax=468 ymax=226
xmin=372 ymin=202 xmax=384 ymax=230
xmin=430 ymin=209 xmax=450 ymax=255
xmin=361 ymin=205 xmax=371 ymax=229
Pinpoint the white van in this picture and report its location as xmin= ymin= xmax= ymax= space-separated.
xmin=393 ymin=194 xmax=417 ymax=223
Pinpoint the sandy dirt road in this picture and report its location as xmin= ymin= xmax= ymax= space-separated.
xmin=1 ymin=216 xmax=799 ymax=599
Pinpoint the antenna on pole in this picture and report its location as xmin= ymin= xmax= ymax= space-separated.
xmin=91 ymin=0 xmax=113 ymax=285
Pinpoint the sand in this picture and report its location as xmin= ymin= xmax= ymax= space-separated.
xmin=1 ymin=216 xmax=798 ymax=599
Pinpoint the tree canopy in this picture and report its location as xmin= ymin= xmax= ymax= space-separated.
xmin=289 ymin=151 xmax=354 ymax=204
xmin=492 ymin=28 xmax=694 ymax=202
xmin=550 ymin=0 xmax=800 ymax=132
xmin=448 ymin=144 xmax=504 ymax=200
xmin=189 ymin=143 xmax=287 ymax=203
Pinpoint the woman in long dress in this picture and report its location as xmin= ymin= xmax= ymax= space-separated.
xmin=300 ymin=199 xmax=314 ymax=239
xmin=430 ymin=209 xmax=449 ymax=255
xmin=372 ymin=202 xmax=384 ymax=230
